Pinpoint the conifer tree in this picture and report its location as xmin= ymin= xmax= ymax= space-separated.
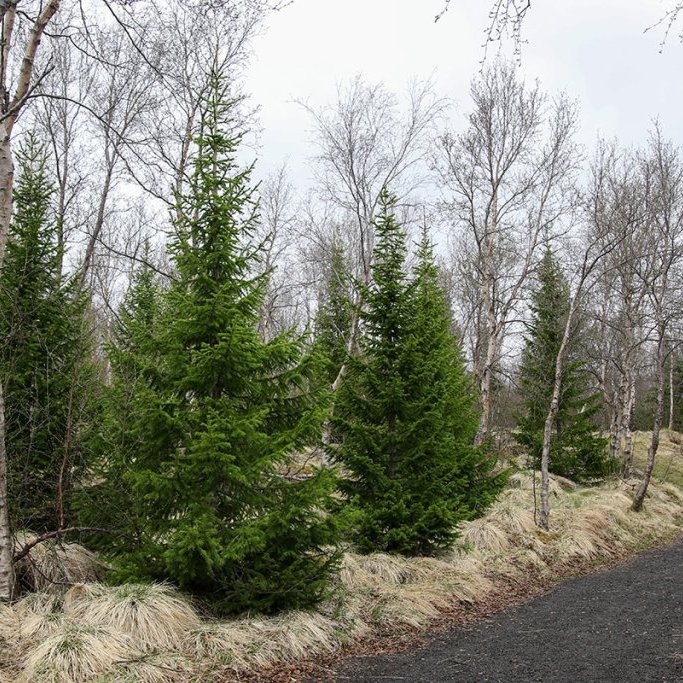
xmin=106 ymin=73 xmax=338 ymax=615
xmin=516 ymin=248 xmax=612 ymax=482
xmin=0 ymin=138 xmax=89 ymax=532
xmin=314 ymin=238 xmax=353 ymax=385
xmin=332 ymin=192 xmax=503 ymax=556
xmin=77 ymin=255 xmax=164 ymax=545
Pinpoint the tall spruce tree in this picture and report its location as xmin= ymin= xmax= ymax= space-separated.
xmin=332 ymin=192 xmax=503 ymax=556
xmin=0 ymin=138 xmax=89 ymax=532
xmin=104 ymin=73 xmax=338 ymax=615
xmin=516 ymin=247 xmax=612 ymax=482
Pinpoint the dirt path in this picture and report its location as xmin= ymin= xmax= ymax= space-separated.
xmin=332 ymin=539 xmax=683 ymax=682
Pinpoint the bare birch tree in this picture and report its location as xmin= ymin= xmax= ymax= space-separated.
xmin=434 ymin=60 xmax=578 ymax=444
xmin=0 ymin=0 xmax=62 ymax=603
xmin=535 ymin=162 xmax=634 ymax=529
xmin=304 ymin=76 xmax=446 ymax=389
xmin=436 ymin=1 xmax=683 ymax=52
xmin=587 ymin=142 xmax=649 ymax=475
xmin=256 ymin=165 xmax=308 ymax=341
xmin=632 ymin=128 xmax=683 ymax=511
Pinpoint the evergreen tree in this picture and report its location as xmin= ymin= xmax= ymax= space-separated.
xmin=77 ymin=254 xmax=164 ymax=546
xmin=516 ymin=247 xmax=612 ymax=482
xmin=314 ymin=236 xmax=354 ymax=385
xmin=104 ymin=73 xmax=338 ymax=615
xmin=0 ymin=138 xmax=90 ymax=532
xmin=332 ymin=193 xmax=504 ymax=556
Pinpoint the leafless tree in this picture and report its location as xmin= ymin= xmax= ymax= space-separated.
xmin=434 ymin=60 xmax=578 ymax=444
xmin=436 ymin=0 xmax=530 ymax=59
xmin=304 ymin=76 xmax=446 ymax=389
xmin=585 ymin=141 xmax=649 ymax=474
xmin=256 ymin=165 xmax=309 ymax=341
xmin=535 ymin=183 xmax=631 ymax=530
xmin=631 ymin=128 xmax=683 ymax=511
xmin=0 ymin=0 xmax=62 ymax=604
xmin=437 ymin=1 xmax=683 ymax=53
xmin=32 ymin=30 xmax=97 ymax=274
xmin=127 ymin=0 xmax=267 ymax=212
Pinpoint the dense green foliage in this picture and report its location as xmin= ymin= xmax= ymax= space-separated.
xmin=0 ymin=140 xmax=90 ymax=533
xmin=76 ymin=254 xmax=164 ymax=549
xmin=515 ymin=248 xmax=612 ymax=483
xmin=314 ymin=238 xmax=354 ymax=386
xmin=85 ymin=74 xmax=339 ymax=615
xmin=331 ymin=191 xmax=504 ymax=556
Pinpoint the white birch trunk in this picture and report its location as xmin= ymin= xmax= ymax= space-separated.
xmin=538 ymin=298 xmax=578 ymax=530
xmin=669 ymin=350 xmax=675 ymax=432
xmin=0 ymin=0 xmax=61 ymax=602
xmin=632 ymin=330 xmax=666 ymax=511
xmin=0 ymin=381 xmax=13 ymax=600
xmin=0 ymin=128 xmax=14 ymax=602
xmin=622 ymin=378 xmax=636 ymax=474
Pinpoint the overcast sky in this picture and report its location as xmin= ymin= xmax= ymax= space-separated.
xmin=246 ymin=0 xmax=683 ymax=187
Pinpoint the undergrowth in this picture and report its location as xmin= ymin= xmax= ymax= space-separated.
xmin=2 ymin=435 xmax=683 ymax=682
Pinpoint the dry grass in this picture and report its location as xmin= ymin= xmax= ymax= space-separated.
xmin=3 ymin=433 xmax=683 ymax=681
xmin=65 ymin=583 xmax=201 ymax=652
xmin=13 ymin=534 xmax=104 ymax=592
xmin=20 ymin=623 xmax=135 ymax=683
xmin=105 ymin=652 xmax=196 ymax=683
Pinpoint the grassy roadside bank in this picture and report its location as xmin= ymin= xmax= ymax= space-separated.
xmin=2 ymin=435 xmax=683 ymax=682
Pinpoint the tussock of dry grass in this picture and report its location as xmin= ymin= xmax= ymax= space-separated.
xmin=20 ymin=623 xmax=135 ymax=683
xmin=65 ymin=583 xmax=200 ymax=652
xmin=4 ymin=433 xmax=683 ymax=681
xmin=460 ymin=516 xmax=511 ymax=553
xmin=13 ymin=534 xmax=103 ymax=592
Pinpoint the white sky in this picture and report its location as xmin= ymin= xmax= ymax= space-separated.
xmin=246 ymin=0 xmax=683 ymax=187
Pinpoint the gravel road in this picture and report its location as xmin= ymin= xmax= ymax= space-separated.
xmin=333 ymin=539 xmax=683 ymax=682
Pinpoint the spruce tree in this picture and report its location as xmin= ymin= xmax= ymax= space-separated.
xmin=516 ymin=247 xmax=612 ymax=483
xmin=106 ymin=73 xmax=338 ymax=615
xmin=314 ymin=237 xmax=353 ymax=385
xmin=0 ymin=138 xmax=89 ymax=532
xmin=77 ymin=255 xmax=164 ymax=547
xmin=332 ymin=192 xmax=504 ymax=556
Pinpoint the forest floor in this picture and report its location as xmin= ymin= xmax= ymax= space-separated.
xmin=330 ymin=535 xmax=683 ymax=682
xmin=4 ymin=435 xmax=683 ymax=682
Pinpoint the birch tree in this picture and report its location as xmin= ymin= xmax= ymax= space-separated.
xmin=434 ymin=60 xmax=578 ymax=444
xmin=588 ymin=142 xmax=648 ymax=475
xmin=632 ymin=129 xmax=683 ymax=511
xmin=304 ymin=77 xmax=446 ymax=389
xmin=535 ymin=233 xmax=628 ymax=529
xmin=256 ymin=165 xmax=307 ymax=341
xmin=0 ymin=0 xmax=62 ymax=604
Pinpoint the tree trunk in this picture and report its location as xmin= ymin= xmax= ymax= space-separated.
xmin=0 ymin=381 xmax=14 ymax=601
xmin=0 ymin=127 xmax=13 ymax=262
xmin=632 ymin=331 xmax=666 ymax=511
xmin=476 ymin=264 xmax=498 ymax=446
xmin=323 ymin=293 xmax=362 ymax=449
xmin=622 ymin=378 xmax=636 ymax=475
xmin=669 ymin=349 xmax=675 ymax=432
xmin=538 ymin=299 xmax=577 ymax=531
xmin=610 ymin=373 xmax=628 ymax=462
xmin=78 ymin=156 xmax=115 ymax=288
xmin=0 ymin=0 xmax=61 ymax=604
xmin=0 ymin=125 xmax=13 ymax=602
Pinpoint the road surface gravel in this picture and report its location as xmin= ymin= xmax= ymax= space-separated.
xmin=333 ymin=538 xmax=683 ymax=682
